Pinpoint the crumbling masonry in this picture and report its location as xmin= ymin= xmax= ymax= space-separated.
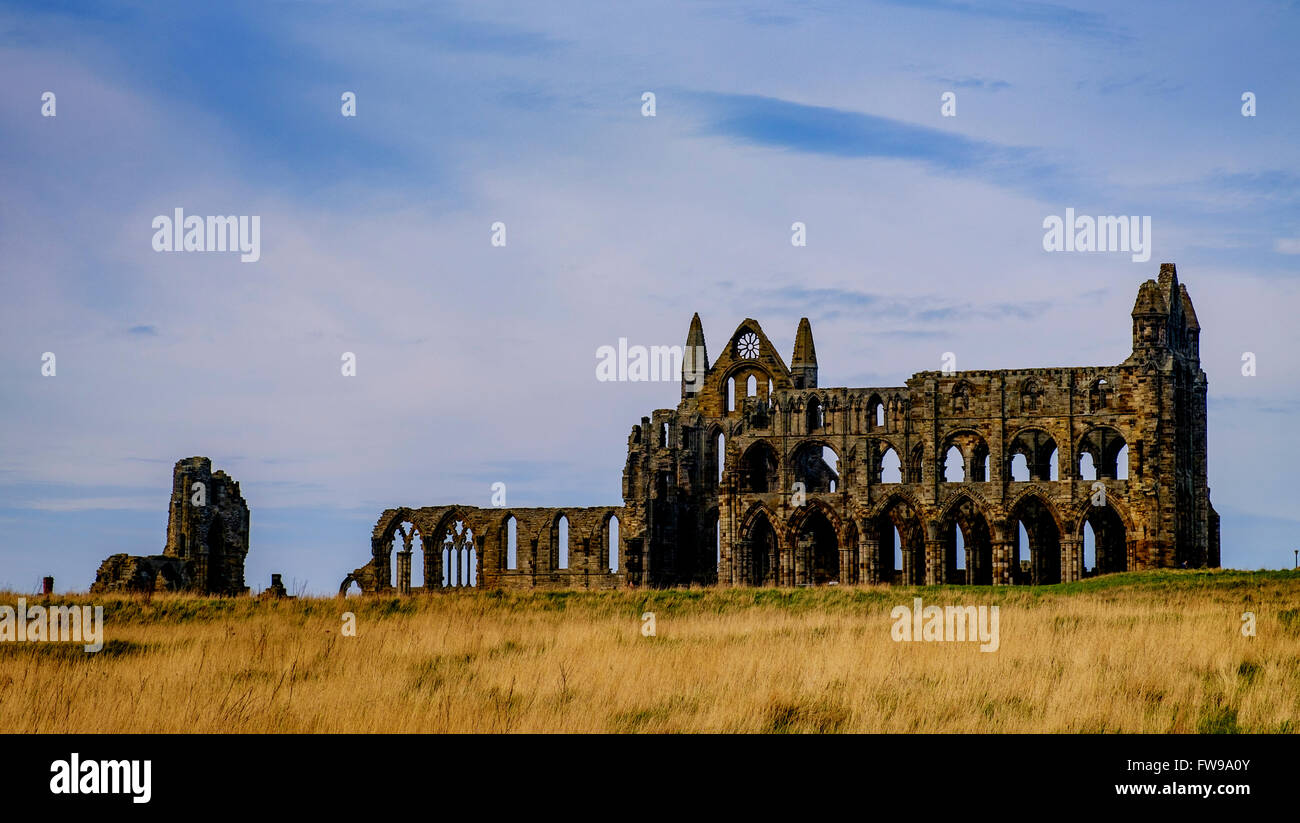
xmin=91 ymin=457 xmax=250 ymax=594
xmin=349 ymin=263 xmax=1217 ymax=593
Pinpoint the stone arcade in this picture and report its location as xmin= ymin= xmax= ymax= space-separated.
xmin=347 ymin=263 xmax=1217 ymax=594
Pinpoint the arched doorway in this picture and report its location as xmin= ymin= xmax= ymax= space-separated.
xmin=1010 ymin=495 xmax=1062 ymax=584
xmin=1081 ymin=505 xmax=1127 ymax=576
xmin=941 ymin=496 xmax=993 ymax=585
xmin=868 ymin=497 xmax=924 ymax=584
xmin=744 ymin=510 xmax=778 ymax=586
xmin=795 ymin=508 xmax=839 ymax=585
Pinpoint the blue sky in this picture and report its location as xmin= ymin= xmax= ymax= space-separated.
xmin=1 ymin=1 xmax=1298 ymax=594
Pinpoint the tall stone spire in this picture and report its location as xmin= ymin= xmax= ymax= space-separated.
xmin=682 ymin=312 xmax=709 ymax=397
xmin=791 ymin=317 xmax=817 ymax=389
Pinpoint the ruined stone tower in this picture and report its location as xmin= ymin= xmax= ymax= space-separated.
xmin=92 ymin=457 xmax=250 ymax=594
xmin=162 ymin=457 xmax=250 ymax=594
xmin=352 ymin=263 xmax=1216 ymax=593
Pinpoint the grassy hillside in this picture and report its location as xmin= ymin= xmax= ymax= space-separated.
xmin=2 ymin=570 xmax=1297 ymax=733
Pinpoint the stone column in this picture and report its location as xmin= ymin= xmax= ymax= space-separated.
xmin=396 ymin=550 xmax=412 ymax=595
xmin=924 ymin=539 xmax=944 ymax=585
xmin=862 ymin=538 xmax=879 ymax=584
xmin=781 ymin=537 xmax=792 ymax=586
xmin=736 ymin=536 xmax=750 ymax=586
xmin=428 ymin=545 xmax=443 ymax=591
xmin=795 ymin=536 xmax=811 ymax=585
xmin=1061 ymin=537 xmax=1082 ymax=583
xmin=991 ymin=541 xmax=1014 ymax=585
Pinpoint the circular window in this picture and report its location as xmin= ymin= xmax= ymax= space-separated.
xmin=737 ymin=332 xmax=760 ymax=359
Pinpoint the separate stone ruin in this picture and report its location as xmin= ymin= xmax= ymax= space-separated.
xmin=91 ymin=457 xmax=251 ymax=595
xmin=343 ymin=506 xmax=624 ymax=595
xmin=260 ymin=574 xmax=293 ymax=600
xmin=351 ymin=263 xmax=1217 ymax=593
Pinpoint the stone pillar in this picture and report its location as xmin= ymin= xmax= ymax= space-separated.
xmin=924 ymin=539 xmax=944 ymax=585
xmin=1061 ymin=537 xmax=1082 ymax=583
xmin=719 ymin=530 xmax=732 ymax=586
xmin=396 ymin=550 xmax=412 ymax=595
xmin=194 ymin=555 xmax=210 ymax=594
xmin=743 ymin=535 xmax=754 ymax=587
xmin=428 ymin=546 xmax=443 ymax=591
xmin=862 ymin=538 xmax=879 ymax=584
xmin=796 ymin=535 xmax=812 ymax=585
xmin=991 ymin=541 xmax=1014 ymax=585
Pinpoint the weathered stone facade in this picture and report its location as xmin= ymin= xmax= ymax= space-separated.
xmin=354 ymin=263 xmax=1216 ymax=593
xmin=91 ymin=457 xmax=251 ymax=594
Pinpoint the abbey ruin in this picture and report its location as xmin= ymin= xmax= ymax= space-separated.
xmin=347 ymin=263 xmax=1218 ymax=594
xmin=91 ymin=457 xmax=251 ymax=595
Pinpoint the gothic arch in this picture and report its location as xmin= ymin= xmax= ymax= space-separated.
xmin=739 ymin=439 xmax=780 ymax=493
xmin=786 ymin=498 xmax=843 ymax=536
xmin=1076 ymin=425 xmax=1129 ymax=480
xmin=739 ymin=501 xmax=788 ymax=545
xmin=1066 ymin=494 xmax=1135 ymax=538
xmin=940 ymin=428 xmax=990 ymax=482
xmin=787 ymin=438 xmax=840 ymax=493
xmin=862 ymin=490 xmax=926 ymax=585
xmin=937 ymin=491 xmax=994 ymax=585
xmin=860 ymin=487 xmax=926 ymax=523
xmin=788 ymin=500 xmax=842 ymax=585
xmin=338 ymin=574 xmax=358 ymax=597
xmin=373 ymin=506 xmax=423 ymax=548
xmin=866 ymin=393 xmax=886 ymax=431
xmin=1072 ymin=500 xmax=1131 ymax=576
xmin=1006 ymin=426 xmax=1061 ymax=482
xmin=1003 ymin=486 xmax=1066 ymax=534
xmin=936 ymin=486 xmax=995 ymax=521
xmin=720 ymin=361 xmax=776 ymax=395
xmin=865 ymin=437 xmax=905 ymax=484
xmin=1006 ymin=489 xmax=1064 ymax=585
xmin=738 ymin=502 xmax=782 ymax=586
xmin=803 ymin=393 xmax=825 ymax=432
xmin=1086 ymin=375 xmax=1114 ymax=413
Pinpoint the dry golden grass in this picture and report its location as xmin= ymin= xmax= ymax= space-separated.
xmin=2 ymin=570 xmax=1298 ymax=733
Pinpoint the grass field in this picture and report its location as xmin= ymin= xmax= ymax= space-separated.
xmin=2 ymin=570 xmax=1298 ymax=733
